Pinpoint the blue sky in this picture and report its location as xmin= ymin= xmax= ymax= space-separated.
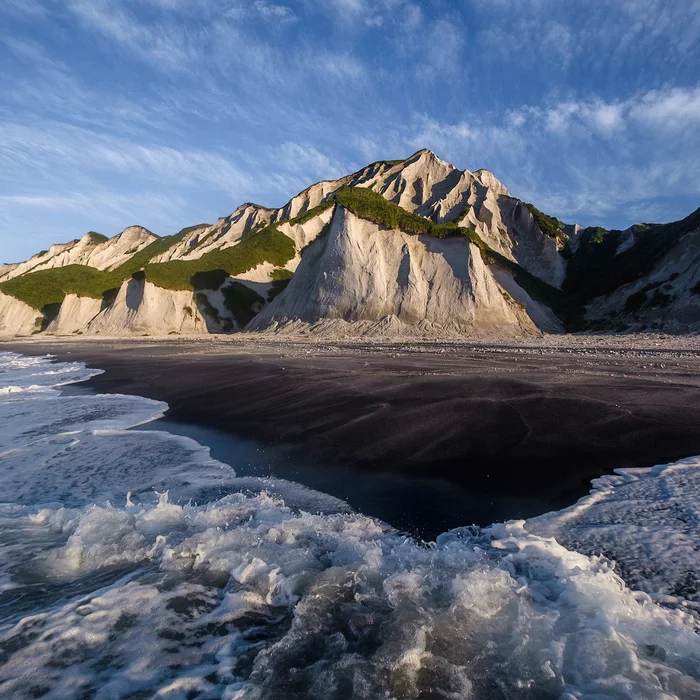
xmin=1 ymin=0 xmax=700 ymax=263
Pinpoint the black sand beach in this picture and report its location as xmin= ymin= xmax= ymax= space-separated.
xmin=5 ymin=336 xmax=700 ymax=532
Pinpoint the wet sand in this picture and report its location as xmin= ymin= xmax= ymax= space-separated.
xmin=4 ymin=335 xmax=700 ymax=527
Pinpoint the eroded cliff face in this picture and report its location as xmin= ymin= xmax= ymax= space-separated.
xmin=81 ymin=278 xmax=207 ymax=336
xmin=247 ymin=207 xmax=555 ymax=338
xmin=44 ymin=295 xmax=103 ymax=335
xmin=0 ymin=292 xmax=39 ymax=336
xmin=142 ymin=150 xmax=565 ymax=288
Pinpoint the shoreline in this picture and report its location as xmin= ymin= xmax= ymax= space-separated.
xmin=4 ymin=335 xmax=700 ymax=532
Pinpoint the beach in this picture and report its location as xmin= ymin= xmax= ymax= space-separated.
xmin=5 ymin=334 xmax=700 ymax=530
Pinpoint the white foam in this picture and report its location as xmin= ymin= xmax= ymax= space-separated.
xmin=528 ymin=458 xmax=700 ymax=618
xmin=0 ymin=351 xmax=698 ymax=699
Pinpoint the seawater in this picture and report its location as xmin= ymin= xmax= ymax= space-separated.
xmin=0 ymin=351 xmax=699 ymax=699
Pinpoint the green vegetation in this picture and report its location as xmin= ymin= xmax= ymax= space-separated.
xmin=622 ymin=277 xmax=678 ymax=316
xmin=144 ymin=224 xmax=295 ymax=291
xmin=525 ymin=204 xmax=565 ymax=243
xmin=333 ymin=186 xmax=565 ymax=317
xmin=650 ymin=289 xmax=673 ymax=307
xmin=270 ymin=267 xmax=293 ymax=282
xmin=564 ymin=208 xmax=700 ymax=319
xmin=176 ymin=223 xmax=211 ymax=237
xmin=189 ymin=269 xmax=228 ymax=290
xmin=86 ymin=231 xmax=109 ymax=244
xmin=333 ymin=187 xmax=478 ymax=240
xmin=195 ymin=292 xmax=232 ymax=332
xmin=0 ymin=265 xmax=117 ymax=310
xmin=0 ymin=217 xmax=295 ymax=312
xmin=625 ymin=290 xmax=647 ymax=313
xmin=287 ymin=202 xmax=335 ymax=227
xmin=0 ymin=230 xmax=194 ymax=309
xmin=586 ymin=226 xmax=609 ymax=244
xmin=268 ymin=268 xmax=294 ymax=302
xmin=455 ymin=205 xmax=472 ymax=224
xmin=109 ymin=230 xmax=185 ymax=279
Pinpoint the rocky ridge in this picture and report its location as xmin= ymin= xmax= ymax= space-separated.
xmin=1 ymin=149 xmax=698 ymax=337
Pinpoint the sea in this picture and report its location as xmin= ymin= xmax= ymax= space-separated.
xmin=0 ymin=350 xmax=698 ymax=699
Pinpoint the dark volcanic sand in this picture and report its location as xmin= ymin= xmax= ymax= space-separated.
xmin=5 ymin=337 xmax=700 ymax=535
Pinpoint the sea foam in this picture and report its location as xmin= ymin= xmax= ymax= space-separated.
xmin=0 ymin=351 xmax=698 ymax=699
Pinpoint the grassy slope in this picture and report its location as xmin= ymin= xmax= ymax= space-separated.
xmin=0 ymin=265 xmax=116 ymax=308
xmin=0 ymin=222 xmax=297 ymax=309
xmin=334 ymin=187 xmax=476 ymax=240
xmin=86 ymin=232 xmax=109 ymax=244
xmin=144 ymin=225 xmax=295 ymax=291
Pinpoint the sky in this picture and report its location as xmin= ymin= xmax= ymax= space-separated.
xmin=1 ymin=0 xmax=700 ymax=264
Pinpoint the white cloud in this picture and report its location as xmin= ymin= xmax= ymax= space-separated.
xmin=252 ymin=1 xmax=296 ymax=21
xmin=631 ymin=87 xmax=700 ymax=128
xmin=400 ymin=84 xmax=700 ymax=224
xmin=63 ymin=0 xmax=196 ymax=71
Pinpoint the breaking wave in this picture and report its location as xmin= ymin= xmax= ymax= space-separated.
xmin=0 ymin=351 xmax=698 ymax=699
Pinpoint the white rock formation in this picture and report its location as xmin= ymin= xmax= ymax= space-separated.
xmin=87 ymin=227 xmax=157 ymax=270
xmin=153 ymin=205 xmax=274 ymax=262
xmin=0 ymin=292 xmax=40 ymax=336
xmin=84 ymin=278 xmax=208 ymax=336
xmin=248 ymin=207 xmax=550 ymax=338
xmin=44 ymin=295 xmax=103 ymax=335
xmin=0 ymin=149 xmax=575 ymax=338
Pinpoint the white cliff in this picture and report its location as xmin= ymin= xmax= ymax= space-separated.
xmin=248 ymin=207 xmax=551 ymax=338
xmin=0 ymin=292 xmax=40 ymax=336
xmin=44 ymin=295 xmax=103 ymax=335
xmin=84 ymin=277 xmax=208 ymax=336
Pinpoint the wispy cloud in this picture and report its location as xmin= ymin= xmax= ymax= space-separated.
xmin=0 ymin=121 xmax=255 ymax=195
xmin=1 ymin=0 xmax=699 ymax=263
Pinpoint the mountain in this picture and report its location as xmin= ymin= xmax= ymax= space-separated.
xmin=0 ymin=149 xmax=699 ymax=338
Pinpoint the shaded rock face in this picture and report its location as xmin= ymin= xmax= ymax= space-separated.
xmin=586 ymin=228 xmax=700 ymax=333
xmin=248 ymin=207 xmax=549 ymax=338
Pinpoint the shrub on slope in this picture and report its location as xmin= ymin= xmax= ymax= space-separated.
xmin=525 ymin=204 xmax=565 ymax=244
xmin=86 ymin=232 xmax=109 ymax=244
xmin=333 ymin=187 xmax=479 ymax=240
